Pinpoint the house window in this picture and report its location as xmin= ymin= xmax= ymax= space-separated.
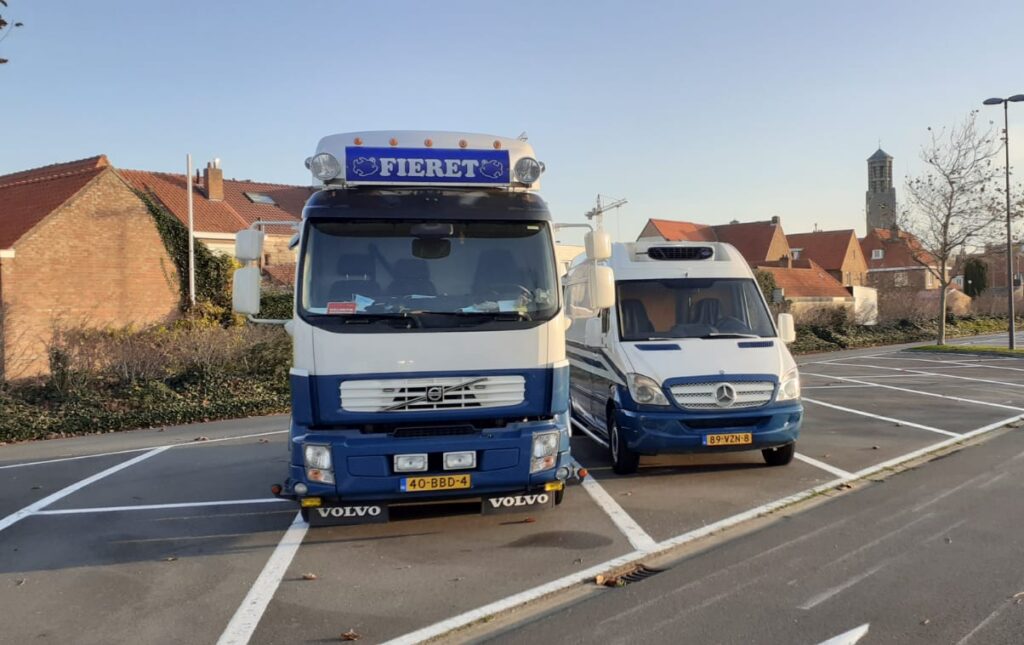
xmin=244 ymin=192 xmax=277 ymax=205
xmin=792 ymin=249 xmax=801 ymax=259
xmin=871 ymin=249 xmax=884 ymax=260
xmin=894 ymin=272 xmax=909 ymax=287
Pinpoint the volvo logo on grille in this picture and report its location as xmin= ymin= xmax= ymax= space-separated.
xmin=714 ymin=383 xmax=737 ymax=407
xmin=426 ymin=386 xmax=444 ymax=402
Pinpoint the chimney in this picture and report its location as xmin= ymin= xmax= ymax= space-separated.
xmin=203 ymin=158 xmax=223 ymax=201
xmin=770 ymin=215 xmax=780 ymax=225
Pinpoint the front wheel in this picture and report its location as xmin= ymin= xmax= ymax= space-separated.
xmin=608 ymin=413 xmax=640 ymax=475
xmin=762 ymin=443 xmax=795 ymax=466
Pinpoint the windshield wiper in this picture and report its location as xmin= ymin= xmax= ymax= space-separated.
xmin=338 ymin=312 xmax=420 ymax=327
xmin=699 ymin=332 xmax=762 ymax=339
xmin=450 ymin=310 xmax=532 ymax=322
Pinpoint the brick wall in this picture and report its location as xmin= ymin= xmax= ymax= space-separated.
xmin=1 ymin=169 xmax=180 ymax=378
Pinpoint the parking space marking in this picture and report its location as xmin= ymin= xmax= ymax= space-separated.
xmin=216 ymin=512 xmax=308 ymax=645
xmin=798 ymin=562 xmax=889 ymax=610
xmin=0 ymin=429 xmax=287 ymax=470
xmin=387 ymin=411 xmax=1024 ymax=644
xmin=580 ymin=477 xmax=657 ymax=550
xmin=802 ymin=373 xmax=1024 ymax=412
xmin=34 ymin=498 xmax=289 ymax=515
xmin=820 ymin=362 xmax=1024 ymax=389
xmin=802 ymin=398 xmax=959 ymax=437
xmin=0 ymin=446 xmax=170 ymax=533
xmin=794 ymin=454 xmax=853 ymax=478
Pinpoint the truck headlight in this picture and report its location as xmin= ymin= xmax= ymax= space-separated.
xmin=530 ymin=430 xmax=559 ymax=473
xmin=627 ymin=373 xmax=670 ymax=406
xmin=777 ymin=367 xmax=801 ymax=401
xmin=514 ymin=157 xmax=543 ymax=184
xmin=309 ymin=152 xmax=341 ymax=181
xmin=304 ymin=444 xmax=335 ymax=484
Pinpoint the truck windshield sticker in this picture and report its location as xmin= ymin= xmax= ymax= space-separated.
xmin=326 ymin=301 xmax=357 ymax=315
xmin=345 ymin=147 xmax=511 ymax=185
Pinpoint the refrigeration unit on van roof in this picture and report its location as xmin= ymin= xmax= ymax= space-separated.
xmin=305 ymin=131 xmax=545 ymax=190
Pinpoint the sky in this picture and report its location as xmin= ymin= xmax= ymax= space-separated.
xmin=2 ymin=0 xmax=1023 ymax=245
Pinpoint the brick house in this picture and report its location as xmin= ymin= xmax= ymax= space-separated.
xmin=754 ymin=258 xmax=858 ymax=318
xmin=860 ymin=226 xmax=942 ymax=291
xmin=0 ymin=157 xmax=180 ymax=378
xmin=119 ymin=163 xmax=311 ymax=281
xmin=786 ymin=229 xmax=868 ymax=287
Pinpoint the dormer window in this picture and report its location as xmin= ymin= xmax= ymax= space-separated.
xmin=872 ymin=249 xmax=884 ymax=260
xmin=791 ymin=249 xmax=801 ymax=259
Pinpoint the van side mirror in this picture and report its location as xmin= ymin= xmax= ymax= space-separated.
xmin=235 ymin=229 xmax=265 ymax=262
xmin=584 ymin=317 xmax=604 ymax=348
xmin=585 ymin=230 xmax=612 ymax=261
xmin=232 ymin=267 xmax=261 ymax=314
xmin=777 ymin=313 xmax=796 ymax=344
xmin=591 ymin=265 xmax=615 ymax=310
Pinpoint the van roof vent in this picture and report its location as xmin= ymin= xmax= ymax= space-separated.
xmin=646 ymin=246 xmax=714 ymax=261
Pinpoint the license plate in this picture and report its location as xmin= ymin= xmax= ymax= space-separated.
xmin=400 ymin=474 xmax=472 ymax=492
xmin=703 ymin=432 xmax=753 ymax=446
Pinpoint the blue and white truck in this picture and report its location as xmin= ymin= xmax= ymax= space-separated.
xmin=232 ymin=131 xmax=576 ymax=525
xmin=564 ymin=238 xmax=802 ymax=474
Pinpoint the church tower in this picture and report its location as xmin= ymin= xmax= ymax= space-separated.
xmin=866 ymin=148 xmax=897 ymax=230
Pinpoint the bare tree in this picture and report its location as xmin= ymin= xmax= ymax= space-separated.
xmin=901 ymin=110 xmax=1003 ymax=344
xmin=0 ymin=1 xmax=25 ymax=65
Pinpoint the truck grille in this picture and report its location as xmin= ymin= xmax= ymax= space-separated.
xmin=340 ymin=376 xmax=526 ymax=412
xmin=669 ymin=381 xmax=775 ymax=410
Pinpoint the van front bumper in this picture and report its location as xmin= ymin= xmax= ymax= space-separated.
xmin=615 ymin=402 xmax=802 ymax=455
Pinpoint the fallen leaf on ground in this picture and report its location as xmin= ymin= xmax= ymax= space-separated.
xmin=921 ymin=618 xmax=930 ymax=625
xmin=301 ymin=573 xmax=318 ymax=581
xmin=194 ymin=436 xmax=209 ymax=442
xmin=163 ymin=556 xmax=178 ymax=562
xmin=15 ymin=579 xmax=25 ymax=586
xmin=340 ymin=629 xmax=360 ymax=641
xmin=521 ymin=517 xmax=536 ymax=523
xmin=259 ymin=438 xmax=270 ymax=444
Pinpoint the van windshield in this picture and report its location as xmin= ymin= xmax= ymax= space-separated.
xmin=616 ymin=278 xmax=776 ymax=340
xmin=299 ymin=219 xmax=558 ymax=328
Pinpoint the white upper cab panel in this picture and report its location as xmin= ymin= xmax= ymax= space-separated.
xmin=608 ymin=240 xmax=757 ymax=281
xmin=307 ymin=131 xmax=544 ymax=190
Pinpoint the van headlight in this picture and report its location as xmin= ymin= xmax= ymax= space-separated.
xmin=627 ymin=373 xmax=670 ymax=406
xmin=530 ymin=430 xmax=559 ymax=473
xmin=776 ymin=367 xmax=801 ymax=401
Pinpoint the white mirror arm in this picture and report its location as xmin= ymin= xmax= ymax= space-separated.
xmin=248 ymin=220 xmax=300 ymax=231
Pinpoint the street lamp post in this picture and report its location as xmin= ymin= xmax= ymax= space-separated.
xmin=984 ymin=94 xmax=1024 ymax=350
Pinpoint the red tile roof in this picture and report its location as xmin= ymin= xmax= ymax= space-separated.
xmin=119 ymin=169 xmax=311 ymax=235
xmin=0 ymin=156 xmax=109 ymax=248
xmin=644 ymin=218 xmax=788 ymax=264
xmin=860 ymin=227 xmax=936 ymax=269
xmin=756 ymin=259 xmax=851 ymax=298
xmin=263 ymin=263 xmax=296 ymax=287
xmin=787 ymin=230 xmax=857 ymax=271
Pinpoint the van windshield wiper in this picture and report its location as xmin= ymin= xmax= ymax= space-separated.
xmin=699 ymin=332 xmax=762 ymax=339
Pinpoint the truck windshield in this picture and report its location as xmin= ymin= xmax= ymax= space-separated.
xmin=299 ymin=220 xmax=558 ymax=327
xmin=616 ymin=278 xmax=776 ymax=340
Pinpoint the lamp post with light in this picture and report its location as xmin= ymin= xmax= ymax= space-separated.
xmin=983 ymin=94 xmax=1024 ymax=350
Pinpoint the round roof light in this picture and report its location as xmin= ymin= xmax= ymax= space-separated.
xmin=513 ymin=157 xmax=543 ymax=184
xmin=424 ymin=138 xmax=433 ymax=147
xmin=353 ymin=137 xmax=363 ymax=145
xmin=458 ymin=139 xmax=468 ymax=149
xmin=309 ymin=152 xmax=342 ymax=181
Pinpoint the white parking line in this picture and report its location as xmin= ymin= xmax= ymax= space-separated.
xmin=802 ymin=397 xmax=959 ymax=437
xmin=0 ymin=446 xmax=171 ymax=533
xmin=794 ymin=454 xmax=853 ymax=478
xmin=802 ymin=372 xmax=1024 ymax=412
xmin=0 ymin=429 xmax=288 ymax=470
xmin=385 ymin=411 xmax=1024 ymax=644
xmin=820 ymin=362 xmax=1024 ymax=389
xmin=34 ymin=498 xmax=289 ymax=515
xmin=216 ymin=512 xmax=309 ymax=645
xmin=798 ymin=562 xmax=888 ymax=610
xmin=579 ymin=477 xmax=656 ymax=550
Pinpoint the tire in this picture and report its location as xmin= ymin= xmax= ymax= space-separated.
xmin=762 ymin=443 xmax=795 ymax=467
xmin=608 ymin=412 xmax=640 ymax=475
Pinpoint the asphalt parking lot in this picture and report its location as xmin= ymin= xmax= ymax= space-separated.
xmin=4 ymin=345 xmax=1024 ymax=644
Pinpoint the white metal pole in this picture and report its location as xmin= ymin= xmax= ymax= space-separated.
xmin=186 ymin=154 xmax=196 ymax=307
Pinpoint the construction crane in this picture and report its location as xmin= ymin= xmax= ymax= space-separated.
xmin=584 ymin=194 xmax=628 ymax=239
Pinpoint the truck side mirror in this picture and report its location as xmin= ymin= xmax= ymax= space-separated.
xmin=235 ymin=229 xmax=265 ymax=262
xmin=584 ymin=317 xmax=604 ymax=348
xmin=777 ymin=312 xmax=796 ymax=344
xmin=232 ymin=266 xmax=261 ymax=314
xmin=585 ymin=230 xmax=612 ymax=261
xmin=591 ymin=265 xmax=615 ymax=310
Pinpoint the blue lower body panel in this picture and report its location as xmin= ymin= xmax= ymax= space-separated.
xmin=615 ymin=403 xmax=802 ymax=455
xmin=284 ymin=418 xmax=571 ymax=503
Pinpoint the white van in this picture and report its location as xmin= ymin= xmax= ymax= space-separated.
xmin=564 ymin=239 xmax=802 ymax=474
